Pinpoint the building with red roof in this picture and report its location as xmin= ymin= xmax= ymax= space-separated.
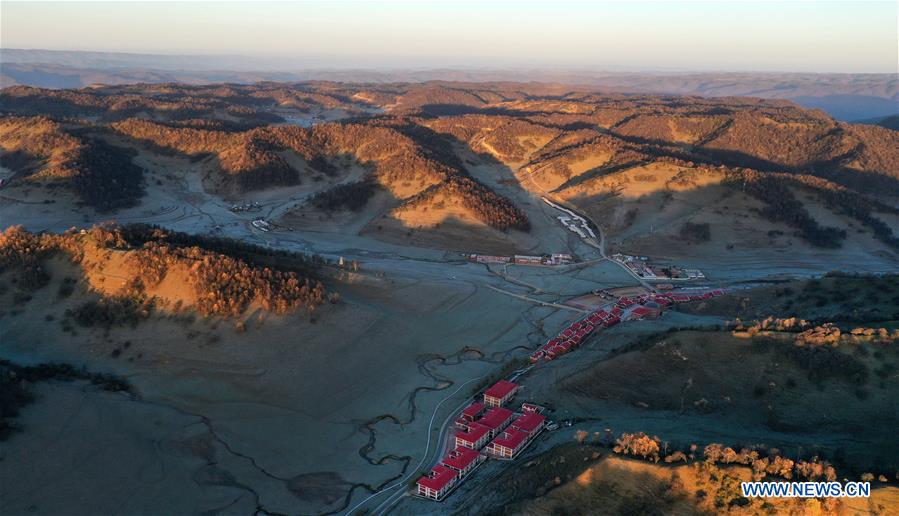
xmin=460 ymin=402 xmax=485 ymax=422
xmin=654 ymin=297 xmax=673 ymax=307
xmin=631 ymin=306 xmax=653 ymax=319
xmin=483 ymin=380 xmax=518 ymax=407
xmin=477 ymin=406 xmax=514 ymax=437
xmin=441 ymin=447 xmax=484 ymax=476
xmin=485 ymin=428 xmax=530 ymax=459
xmin=511 ymin=412 xmax=546 ymax=438
xmin=455 ymin=422 xmax=491 ymax=449
xmin=416 ymin=464 xmax=457 ymax=500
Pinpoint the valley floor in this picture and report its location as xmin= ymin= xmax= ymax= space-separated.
xmin=2 ymin=119 xmax=898 ymax=515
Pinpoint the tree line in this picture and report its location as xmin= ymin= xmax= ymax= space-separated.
xmin=0 ymin=224 xmax=329 ymax=318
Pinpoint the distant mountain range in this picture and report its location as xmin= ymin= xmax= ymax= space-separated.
xmin=1 ymin=48 xmax=897 ymax=121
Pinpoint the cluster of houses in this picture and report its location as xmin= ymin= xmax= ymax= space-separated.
xmin=416 ymin=288 xmax=728 ymax=502
xmin=415 ymin=380 xmax=546 ymax=501
xmin=529 ymin=310 xmax=612 ymax=362
xmin=530 ymin=289 xmax=727 ymax=363
xmin=229 ymin=201 xmax=262 ymax=212
xmin=466 ymin=253 xmax=574 ymax=266
xmin=611 ymin=253 xmax=706 ymax=281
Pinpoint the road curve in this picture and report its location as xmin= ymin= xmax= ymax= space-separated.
xmin=344 ymin=375 xmax=485 ymax=515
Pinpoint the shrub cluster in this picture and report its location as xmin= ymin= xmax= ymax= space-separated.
xmin=678 ymin=221 xmax=711 ymax=244
xmin=309 ymin=179 xmax=380 ymax=212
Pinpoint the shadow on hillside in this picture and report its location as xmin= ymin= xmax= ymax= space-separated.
xmin=0 ymin=149 xmax=42 ymax=176
xmin=551 ymin=160 xmax=651 ymax=193
xmin=599 ymin=126 xmax=899 ymax=196
xmin=0 ymin=88 xmax=285 ymax=127
xmin=415 ymin=103 xmax=547 ymax=117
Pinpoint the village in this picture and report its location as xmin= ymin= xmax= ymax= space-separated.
xmin=611 ymin=253 xmax=706 ymax=281
xmin=465 ymin=253 xmax=574 ymax=266
xmin=413 ymin=287 xmax=727 ymax=502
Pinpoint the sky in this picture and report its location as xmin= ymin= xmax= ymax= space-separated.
xmin=1 ymin=1 xmax=897 ymax=73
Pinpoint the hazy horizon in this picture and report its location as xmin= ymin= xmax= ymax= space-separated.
xmin=2 ymin=1 xmax=897 ymax=74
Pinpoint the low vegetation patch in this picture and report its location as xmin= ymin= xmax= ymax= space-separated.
xmin=678 ymin=221 xmax=711 ymax=244
xmin=0 ymin=359 xmax=134 ymax=441
xmin=309 ymin=179 xmax=380 ymax=212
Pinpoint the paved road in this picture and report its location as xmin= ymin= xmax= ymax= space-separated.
xmin=344 ymin=376 xmax=484 ymax=515
xmin=484 ymin=284 xmax=590 ymax=313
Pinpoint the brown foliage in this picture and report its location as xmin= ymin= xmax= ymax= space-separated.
xmin=613 ymin=432 xmax=662 ymax=462
xmin=0 ymin=225 xmax=328 ymax=318
xmin=0 ymin=116 xmax=144 ymax=210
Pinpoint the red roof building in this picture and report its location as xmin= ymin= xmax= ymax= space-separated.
xmin=511 ymin=412 xmax=546 ymax=437
xmin=477 ymin=406 xmax=514 ymax=437
xmin=486 ymin=428 xmax=530 ymax=459
xmin=416 ymin=464 xmax=457 ymax=500
xmin=631 ymin=306 xmax=653 ymax=318
xmin=441 ymin=447 xmax=483 ymax=476
xmin=455 ymin=422 xmax=491 ymax=449
xmin=483 ymin=380 xmax=518 ymax=407
xmin=460 ymin=402 xmax=485 ymax=422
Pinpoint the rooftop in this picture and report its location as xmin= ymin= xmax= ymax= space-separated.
xmin=512 ymin=412 xmax=546 ymax=433
xmin=484 ymin=380 xmax=518 ymax=400
xmin=441 ymin=447 xmax=480 ymax=470
xmin=491 ymin=428 xmax=529 ymax=450
xmin=417 ymin=464 xmax=457 ymax=491
xmin=631 ymin=306 xmax=653 ymax=317
xmin=456 ymin=422 xmax=490 ymax=442
xmin=461 ymin=402 xmax=485 ymax=419
xmin=478 ymin=407 xmax=514 ymax=430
